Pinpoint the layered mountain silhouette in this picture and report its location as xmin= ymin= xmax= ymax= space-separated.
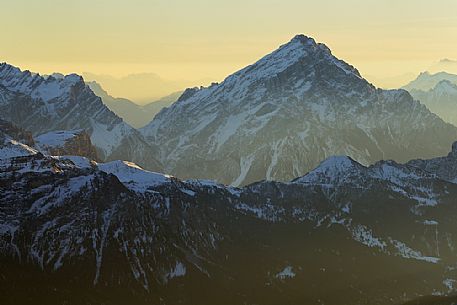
xmin=87 ymin=81 xmax=181 ymax=128
xmin=141 ymin=35 xmax=457 ymax=186
xmin=403 ymin=71 xmax=457 ymax=92
xmin=407 ymin=80 xmax=457 ymax=126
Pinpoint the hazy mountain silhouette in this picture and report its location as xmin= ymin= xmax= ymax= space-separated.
xmin=403 ymin=71 xmax=457 ymax=92
xmin=83 ymin=72 xmax=207 ymax=102
xmin=408 ymin=80 xmax=457 ymax=126
xmin=429 ymin=59 xmax=457 ymax=74
xmin=87 ymin=81 xmax=181 ymax=128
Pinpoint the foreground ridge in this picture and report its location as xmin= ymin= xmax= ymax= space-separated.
xmin=2 ymin=126 xmax=457 ymax=304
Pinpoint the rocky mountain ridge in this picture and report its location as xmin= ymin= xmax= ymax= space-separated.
xmin=2 ymin=128 xmax=457 ymax=304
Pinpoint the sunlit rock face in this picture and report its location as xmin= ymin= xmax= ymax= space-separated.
xmin=141 ymin=35 xmax=457 ymax=186
xmin=34 ymin=129 xmax=99 ymax=160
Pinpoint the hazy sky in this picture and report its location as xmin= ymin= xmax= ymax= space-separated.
xmin=2 ymin=0 xmax=457 ymax=97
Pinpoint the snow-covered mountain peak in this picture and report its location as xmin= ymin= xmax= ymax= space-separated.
xmin=403 ymin=71 xmax=457 ymax=92
xmin=168 ymin=34 xmax=361 ymax=109
xmin=233 ymin=33 xmax=362 ymax=82
xmin=406 ymin=73 xmax=457 ymax=127
xmin=313 ymin=155 xmax=360 ymax=171
xmin=292 ymin=156 xmax=364 ymax=184
xmin=141 ymin=35 xmax=457 ymax=186
xmin=0 ymin=63 xmax=84 ymax=102
xmin=291 ymin=154 xmax=443 ymax=206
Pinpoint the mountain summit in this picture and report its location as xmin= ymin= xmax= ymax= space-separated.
xmin=141 ymin=35 xmax=457 ymax=186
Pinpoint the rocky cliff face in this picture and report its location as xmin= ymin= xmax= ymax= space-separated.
xmin=35 ymin=129 xmax=99 ymax=160
xmin=141 ymin=35 xmax=457 ymax=186
xmin=407 ymin=141 xmax=457 ymax=183
xmin=3 ymin=133 xmax=457 ymax=305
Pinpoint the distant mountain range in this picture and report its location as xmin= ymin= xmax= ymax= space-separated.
xmin=141 ymin=35 xmax=457 ymax=186
xmin=409 ymin=80 xmax=457 ymax=126
xmin=403 ymin=71 xmax=457 ymax=92
xmin=3 ymin=119 xmax=457 ymax=304
xmin=87 ymin=81 xmax=181 ymax=128
xmin=82 ymin=72 xmax=200 ymax=102
xmin=429 ymin=59 xmax=457 ymax=75
xmin=403 ymin=72 xmax=457 ymax=126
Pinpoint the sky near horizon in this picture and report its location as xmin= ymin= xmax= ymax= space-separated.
xmin=2 ymin=0 xmax=457 ymax=100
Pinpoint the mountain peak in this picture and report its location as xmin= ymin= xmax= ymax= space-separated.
xmin=316 ymin=155 xmax=360 ymax=170
xmin=418 ymin=71 xmax=430 ymax=77
xmin=289 ymin=34 xmax=316 ymax=45
xmin=63 ymin=73 xmax=84 ymax=83
xmin=173 ymin=34 xmax=361 ymax=107
xmin=404 ymin=71 xmax=457 ymax=91
xmin=292 ymin=156 xmax=364 ymax=184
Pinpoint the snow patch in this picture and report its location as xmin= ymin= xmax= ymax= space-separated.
xmin=35 ymin=130 xmax=82 ymax=150
xmin=351 ymin=225 xmax=386 ymax=250
xmin=97 ymin=160 xmax=170 ymax=193
xmin=390 ymin=239 xmax=440 ymax=264
xmin=0 ymin=139 xmax=38 ymax=159
xmin=165 ymin=262 xmax=186 ymax=281
xmin=276 ymin=266 xmax=296 ymax=279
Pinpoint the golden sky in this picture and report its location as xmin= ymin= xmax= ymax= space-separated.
xmin=2 ymin=0 xmax=457 ymax=100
